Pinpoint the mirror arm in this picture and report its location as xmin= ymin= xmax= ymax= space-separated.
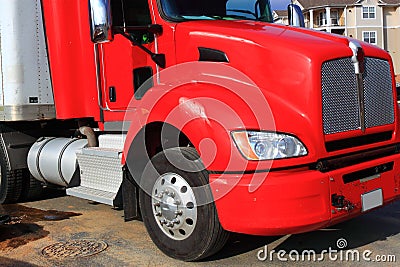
xmin=114 ymin=27 xmax=166 ymax=68
xmin=288 ymin=4 xmax=305 ymax=27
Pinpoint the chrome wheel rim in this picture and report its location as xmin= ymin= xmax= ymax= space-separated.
xmin=151 ymin=172 xmax=197 ymax=241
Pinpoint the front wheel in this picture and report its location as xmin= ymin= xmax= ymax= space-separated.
xmin=139 ymin=147 xmax=229 ymax=261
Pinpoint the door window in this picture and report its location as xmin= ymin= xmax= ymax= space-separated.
xmin=112 ymin=0 xmax=152 ymax=26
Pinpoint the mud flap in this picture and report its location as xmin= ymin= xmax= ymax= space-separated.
xmin=122 ymin=168 xmax=141 ymax=221
xmin=0 ymin=132 xmax=36 ymax=170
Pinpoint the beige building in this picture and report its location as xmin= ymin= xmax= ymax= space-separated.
xmin=276 ymin=0 xmax=400 ymax=75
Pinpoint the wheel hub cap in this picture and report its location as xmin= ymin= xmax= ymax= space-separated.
xmin=151 ymin=173 xmax=197 ymax=240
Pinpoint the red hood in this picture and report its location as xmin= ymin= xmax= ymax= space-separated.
xmin=174 ymin=20 xmax=389 ymax=64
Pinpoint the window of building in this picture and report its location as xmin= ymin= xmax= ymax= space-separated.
xmin=362 ymin=6 xmax=376 ymax=19
xmin=331 ymin=10 xmax=339 ymax=25
xmin=317 ymin=10 xmax=339 ymax=26
xmin=363 ymin=31 xmax=377 ymax=44
xmin=317 ymin=11 xmax=327 ymax=26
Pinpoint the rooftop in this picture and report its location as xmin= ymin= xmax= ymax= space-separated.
xmin=274 ymin=10 xmax=289 ymax=17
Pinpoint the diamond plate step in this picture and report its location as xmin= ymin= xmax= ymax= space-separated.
xmin=99 ymin=134 xmax=126 ymax=150
xmin=67 ymin=147 xmax=124 ymax=206
xmin=66 ymin=186 xmax=117 ymax=206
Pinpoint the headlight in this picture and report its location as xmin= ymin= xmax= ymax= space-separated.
xmin=231 ymin=131 xmax=308 ymax=160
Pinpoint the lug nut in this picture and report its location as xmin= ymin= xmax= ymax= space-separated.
xmin=172 ymin=219 xmax=180 ymax=224
xmin=155 ymin=212 xmax=162 ymax=217
xmin=174 ymin=200 xmax=181 ymax=205
xmin=175 ymin=210 xmax=183 ymax=216
xmin=153 ymin=202 xmax=161 ymax=207
xmin=160 ymin=219 xmax=167 ymax=225
xmin=168 ymin=192 xmax=175 ymax=198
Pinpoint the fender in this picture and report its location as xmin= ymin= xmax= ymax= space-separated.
xmin=122 ymin=61 xmax=269 ymax=165
xmin=123 ymin=81 xmax=267 ymax=177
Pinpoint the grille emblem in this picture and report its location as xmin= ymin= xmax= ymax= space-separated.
xmin=349 ymin=41 xmax=365 ymax=74
xmin=349 ymin=41 xmax=366 ymax=132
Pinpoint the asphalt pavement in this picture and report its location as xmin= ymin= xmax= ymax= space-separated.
xmin=0 ymin=194 xmax=399 ymax=266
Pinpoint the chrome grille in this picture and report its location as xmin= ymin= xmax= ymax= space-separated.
xmin=321 ymin=57 xmax=394 ymax=135
xmin=321 ymin=58 xmax=359 ymax=134
xmin=363 ymin=58 xmax=394 ymax=128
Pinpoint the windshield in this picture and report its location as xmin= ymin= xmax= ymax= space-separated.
xmin=160 ymin=0 xmax=273 ymax=23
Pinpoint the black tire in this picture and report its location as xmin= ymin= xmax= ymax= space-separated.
xmin=139 ymin=147 xmax=229 ymax=261
xmin=0 ymin=144 xmax=23 ymax=204
xmin=19 ymin=169 xmax=44 ymax=202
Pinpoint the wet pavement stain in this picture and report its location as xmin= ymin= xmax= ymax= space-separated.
xmin=0 ymin=256 xmax=39 ymax=267
xmin=0 ymin=205 xmax=81 ymax=250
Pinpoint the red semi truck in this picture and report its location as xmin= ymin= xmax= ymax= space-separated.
xmin=1 ymin=0 xmax=400 ymax=261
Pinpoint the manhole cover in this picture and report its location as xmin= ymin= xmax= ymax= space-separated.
xmin=41 ymin=240 xmax=107 ymax=259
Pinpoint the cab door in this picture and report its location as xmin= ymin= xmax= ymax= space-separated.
xmin=98 ymin=0 xmax=157 ymax=121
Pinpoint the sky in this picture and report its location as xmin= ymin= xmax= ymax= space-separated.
xmin=270 ymin=0 xmax=291 ymax=10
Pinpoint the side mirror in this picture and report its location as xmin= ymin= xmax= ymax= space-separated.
xmin=288 ymin=4 xmax=305 ymax=27
xmin=89 ymin=0 xmax=113 ymax=43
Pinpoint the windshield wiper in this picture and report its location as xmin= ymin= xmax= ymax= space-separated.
xmin=180 ymin=15 xmax=218 ymax=20
xmin=179 ymin=14 xmax=256 ymax=22
xmin=222 ymin=15 xmax=252 ymax=20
